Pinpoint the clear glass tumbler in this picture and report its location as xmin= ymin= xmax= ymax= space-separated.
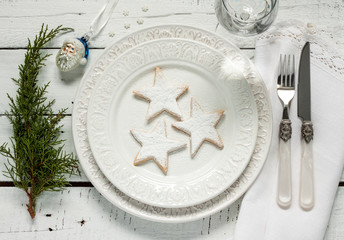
xmin=215 ymin=0 xmax=279 ymax=36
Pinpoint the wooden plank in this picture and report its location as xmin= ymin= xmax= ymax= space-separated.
xmin=0 ymin=0 xmax=217 ymax=48
xmin=0 ymin=187 xmax=240 ymax=239
xmin=0 ymin=0 xmax=343 ymax=49
xmin=0 ymin=49 xmax=103 ymax=114
xmin=0 ymin=186 xmax=342 ymax=239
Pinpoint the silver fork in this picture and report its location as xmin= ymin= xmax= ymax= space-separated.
xmin=277 ymin=54 xmax=296 ymax=208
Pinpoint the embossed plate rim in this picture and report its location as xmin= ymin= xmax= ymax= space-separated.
xmin=72 ymin=25 xmax=272 ymax=223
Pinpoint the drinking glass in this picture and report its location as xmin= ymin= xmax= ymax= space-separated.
xmin=215 ymin=0 xmax=279 ymax=36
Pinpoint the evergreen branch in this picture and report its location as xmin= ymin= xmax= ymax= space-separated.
xmin=0 ymin=24 xmax=78 ymax=219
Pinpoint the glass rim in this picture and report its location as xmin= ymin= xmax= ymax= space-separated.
xmin=221 ymin=0 xmax=278 ymax=23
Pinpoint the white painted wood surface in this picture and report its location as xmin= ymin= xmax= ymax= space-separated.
xmin=0 ymin=187 xmax=343 ymax=239
xmin=0 ymin=0 xmax=343 ymax=239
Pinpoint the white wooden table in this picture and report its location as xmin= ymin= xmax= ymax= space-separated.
xmin=1 ymin=0 xmax=343 ymax=239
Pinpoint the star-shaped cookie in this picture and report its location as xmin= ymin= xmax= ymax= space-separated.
xmin=130 ymin=119 xmax=186 ymax=174
xmin=172 ymin=98 xmax=224 ymax=158
xmin=133 ymin=67 xmax=188 ymax=121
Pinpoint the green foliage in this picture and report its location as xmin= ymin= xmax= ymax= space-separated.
xmin=0 ymin=24 xmax=79 ymax=219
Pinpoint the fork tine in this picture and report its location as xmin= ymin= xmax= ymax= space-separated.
xmin=291 ymin=55 xmax=295 ymax=87
xmin=288 ymin=55 xmax=291 ymax=86
xmin=283 ymin=55 xmax=287 ymax=86
xmin=278 ymin=55 xmax=282 ymax=85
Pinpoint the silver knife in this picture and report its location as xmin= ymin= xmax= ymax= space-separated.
xmin=298 ymin=42 xmax=314 ymax=210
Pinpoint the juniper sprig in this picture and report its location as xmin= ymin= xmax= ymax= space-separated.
xmin=0 ymin=24 xmax=79 ymax=219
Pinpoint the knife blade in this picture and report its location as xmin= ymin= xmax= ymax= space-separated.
xmin=298 ymin=42 xmax=311 ymax=122
xmin=298 ymin=42 xmax=314 ymax=210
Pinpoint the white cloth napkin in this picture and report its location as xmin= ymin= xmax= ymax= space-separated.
xmin=234 ymin=20 xmax=344 ymax=240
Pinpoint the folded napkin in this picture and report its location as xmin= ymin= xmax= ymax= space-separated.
xmin=235 ymin=20 xmax=344 ymax=240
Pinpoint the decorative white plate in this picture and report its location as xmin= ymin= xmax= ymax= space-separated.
xmin=87 ymin=38 xmax=258 ymax=208
xmin=72 ymin=25 xmax=272 ymax=222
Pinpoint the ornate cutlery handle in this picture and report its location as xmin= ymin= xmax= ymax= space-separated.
xmin=300 ymin=121 xmax=314 ymax=210
xmin=277 ymin=119 xmax=292 ymax=208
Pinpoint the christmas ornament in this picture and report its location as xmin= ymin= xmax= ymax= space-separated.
xmin=56 ymin=0 xmax=119 ymax=72
xmin=56 ymin=37 xmax=89 ymax=72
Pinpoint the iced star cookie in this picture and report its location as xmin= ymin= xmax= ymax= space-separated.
xmin=130 ymin=119 xmax=186 ymax=174
xmin=133 ymin=67 xmax=188 ymax=121
xmin=172 ymin=98 xmax=224 ymax=158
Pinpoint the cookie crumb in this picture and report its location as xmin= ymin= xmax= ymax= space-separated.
xmin=108 ymin=31 xmax=115 ymax=37
xmin=142 ymin=6 xmax=149 ymax=12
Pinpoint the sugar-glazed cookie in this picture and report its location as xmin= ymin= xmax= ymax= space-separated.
xmin=172 ymin=98 xmax=224 ymax=158
xmin=133 ymin=67 xmax=188 ymax=121
xmin=130 ymin=119 xmax=186 ymax=174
